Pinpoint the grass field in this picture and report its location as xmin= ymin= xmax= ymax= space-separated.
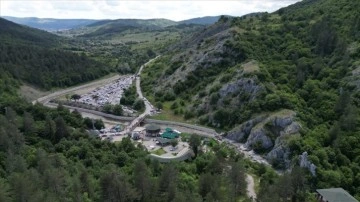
xmin=152 ymin=148 xmax=166 ymax=155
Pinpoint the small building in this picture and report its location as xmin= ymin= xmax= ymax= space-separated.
xmin=131 ymin=132 xmax=141 ymax=140
xmin=133 ymin=127 xmax=145 ymax=133
xmin=156 ymin=137 xmax=171 ymax=146
xmin=112 ymin=124 xmax=123 ymax=132
xmin=161 ymin=128 xmax=179 ymax=139
xmin=316 ymin=188 xmax=358 ymax=202
xmin=145 ymin=124 xmax=161 ymax=137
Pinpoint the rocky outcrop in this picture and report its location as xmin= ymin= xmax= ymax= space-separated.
xmin=299 ymin=151 xmax=317 ymax=176
xmin=245 ymin=128 xmax=273 ymax=150
xmin=226 ymin=115 xmax=265 ymax=142
xmin=266 ymin=144 xmax=291 ymax=168
xmin=226 ymin=110 xmax=301 ymax=169
xmin=219 ymin=78 xmax=263 ymax=101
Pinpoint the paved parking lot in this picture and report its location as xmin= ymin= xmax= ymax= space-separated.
xmin=78 ymin=76 xmax=134 ymax=107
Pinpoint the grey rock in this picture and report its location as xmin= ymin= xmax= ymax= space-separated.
xmin=226 ymin=116 xmax=265 ymax=142
xmin=266 ymin=144 xmax=291 ymax=168
xmin=245 ymin=129 xmax=273 ymax=150
xmin=284 ymin=122 xmax=301 ymax=135
xmin=299 ymin=151 xmax=317 ymax=176
xmin=219 ymin=78 xmax=263 ymax=100
xmin=226 ymin=110 xmax=302 ymax=169
xmin=273 ymin=116 xmax=293 ymax=128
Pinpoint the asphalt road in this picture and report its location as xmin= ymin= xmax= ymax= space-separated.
xmin=120 ymin=56 xmax=160 ymax=135
xmin=33 ymin=56 xmax=274 ymax=170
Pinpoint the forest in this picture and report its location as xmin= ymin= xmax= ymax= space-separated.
xmin=0 ymin=80 xmax=316 ymax=201
xmin=1 ymin=0 xmax=360 ymax=200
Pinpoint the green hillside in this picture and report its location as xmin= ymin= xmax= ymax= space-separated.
xmin=78 ymin=18 xmax=178 ymax=38
xmin=0 ymin=17 xmax=255 ymax=202
xmin=0 ymin=17 xmax=61 ymax=46
xmin=141 ymin=0 xmax=360 ymax=198
xmin=0 ymin=18 xmax=112 ymax=89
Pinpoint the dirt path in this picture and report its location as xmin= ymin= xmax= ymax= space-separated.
xmin=246 ymin=174 xmax=257 ymax=201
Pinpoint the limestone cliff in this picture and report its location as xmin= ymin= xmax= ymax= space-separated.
xmin=226 ymin=109 xmax=301 ymax=168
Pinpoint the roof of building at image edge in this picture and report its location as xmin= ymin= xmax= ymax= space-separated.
xmin=316 ymin=188 xmax=358 ymax=202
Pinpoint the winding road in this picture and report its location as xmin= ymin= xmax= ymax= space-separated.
xmin=33 ymin=56 xmax=271 ymax=176
xmin=118 ymin=56 xmax=161 ymax=135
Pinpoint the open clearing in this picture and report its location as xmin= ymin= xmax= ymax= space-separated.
xmin=19 ymin=85 xmax=49 ymax=102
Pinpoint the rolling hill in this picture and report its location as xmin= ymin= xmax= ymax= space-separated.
xmin=0 ymin=17 xmax=62 ymax=46
xmin=2 ymin=16 xmax=99 ymax=31
xmin=0 ymin=18 xmax=109 ymax=89
xmin=178 ymin=16 xmax=225 ymax=25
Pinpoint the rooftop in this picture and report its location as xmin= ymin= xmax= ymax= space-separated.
xmin=161 ymin=132 xmax=178 ymax=139
xmin=146 ymin=124 xmax=160 ymax=131
xmin=156 ymin=137 xmax=171 ymax=144
xmin=316 ymin=188 xmax=358 ymax=202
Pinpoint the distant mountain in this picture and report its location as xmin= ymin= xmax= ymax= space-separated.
xmin=2 ymin=16 xmax=224 ymax=34
xmin=87 ymin=18 xmax=177 ymax=28
xmin=178 ymin=16 xmax=223 ymax=25
xmin=78 ymin=18 xmax=179 ymax=38
xmin=2 ymin=16 xmax=99 ymax=31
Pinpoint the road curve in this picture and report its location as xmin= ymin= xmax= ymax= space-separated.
xmin=33 ymin=57 xmax=274 ymax=169
xmin=119 ymin=56 xmax=160 ymax=135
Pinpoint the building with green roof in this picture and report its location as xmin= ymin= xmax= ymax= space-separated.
xmin=161 ymin=128 xmax=179 ymax=139
xmin=316 ymin=188 xmax=358 ymax=202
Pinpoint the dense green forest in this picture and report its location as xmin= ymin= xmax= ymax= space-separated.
xmin=0 ymin=14 xmax=317 ymax=201
xmin=141 ymin=0 xmax=360 ymax=199
xmin=0 ymin=17 xmax=155 ymax=90
xmin=0 ymin=88 xmax=250 ymax=201
xmin=0 ymin=18 xmax=110 ymax=89
xmin=0 ymin=79 xmax=316 ymax=201
xmin=0 ymin=16 xmax=255 ymax=202
xmin=1 ymin=0 xmax=360 ymax=200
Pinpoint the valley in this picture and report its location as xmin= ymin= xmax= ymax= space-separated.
xmin=1 ymin=0 xmax=360 ymax=201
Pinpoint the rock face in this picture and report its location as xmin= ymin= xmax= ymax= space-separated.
xmin=299 ymin=151 xmax=317 ymax=176
xmin=226 ymin=115 xmax=265 ymax=142
xmin=245 ymin=128 xmax=273 ymax=149
xmin=219 ymin=78 xmax=263 ymax=101
xmin=226 ymin=110 xmax=301 ymax=169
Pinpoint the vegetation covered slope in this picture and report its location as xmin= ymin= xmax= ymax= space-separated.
xmin=0 ymin=18 xmax=111 ymax=89
xmin=0 ymin=82 xmax=253 ymax=201
xmin=0 ymin=67 xmax=258 ymax=201
xmin=141 ymin=0 xmax=360 ymax=198
xmin=0 ymin=16 xmax=266 ymax=202
xmin=77 ymin=18 xmax=178 ymax=38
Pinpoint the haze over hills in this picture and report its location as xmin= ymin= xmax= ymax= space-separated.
xmin=2 ymin=16 xmax=100 ymax=31
xmin=178 ymin=16 xmax=223 ymax=25
xmin=3 ymin=16 xmax=223 ymax=32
